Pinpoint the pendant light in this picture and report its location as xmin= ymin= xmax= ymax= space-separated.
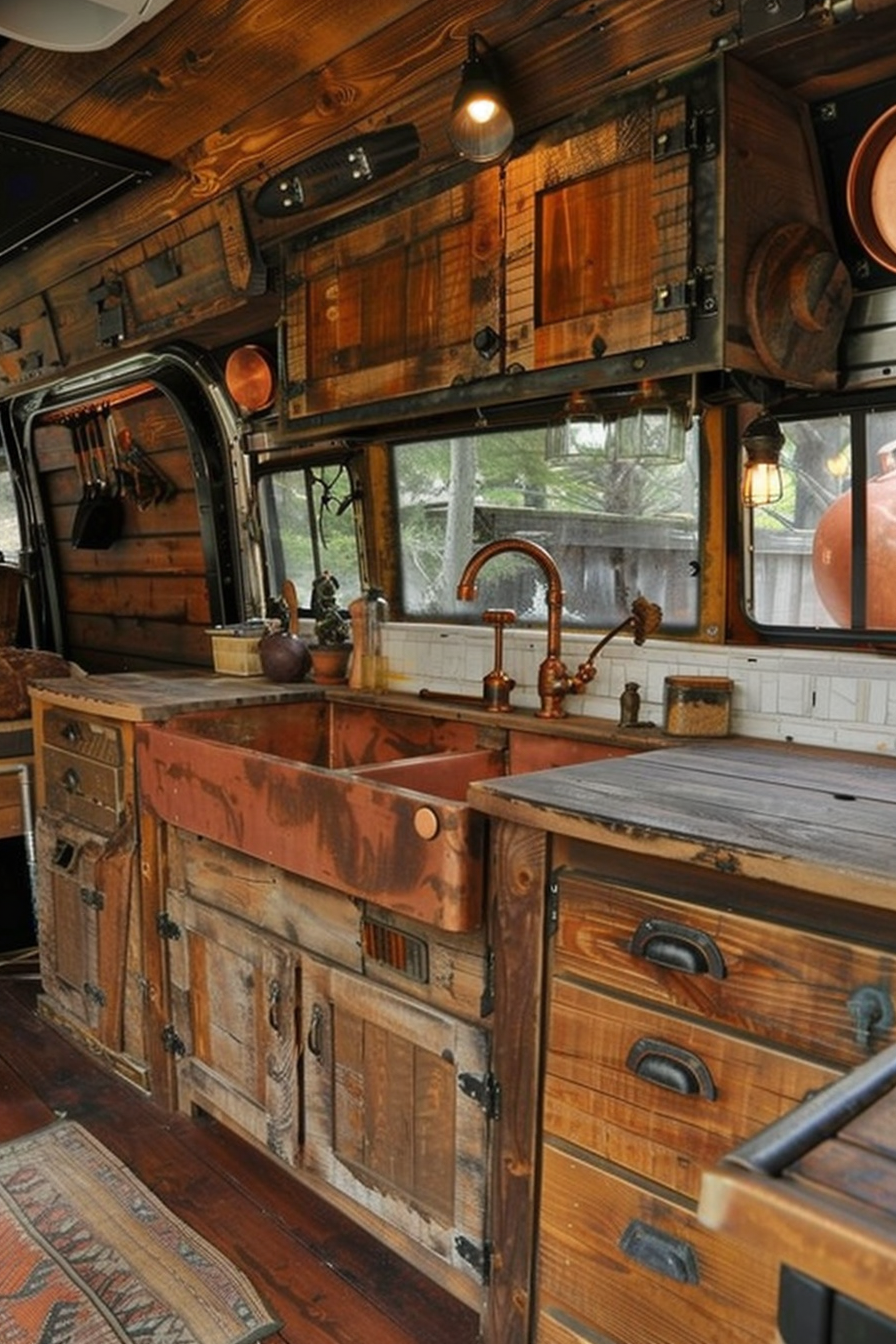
xmin=545 ymin=391 xmax=606 ymax=460
xmin=448 ymin=34 xmax=515 ymax=164
xmin=741 ymin=414 xmax=785 ymax=507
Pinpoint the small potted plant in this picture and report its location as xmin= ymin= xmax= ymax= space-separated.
xmin=308 ymin=570 xmax=352 ymax=683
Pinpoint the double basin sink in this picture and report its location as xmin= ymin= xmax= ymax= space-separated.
xmin=136 ymin=695 xmax=631 ymax=930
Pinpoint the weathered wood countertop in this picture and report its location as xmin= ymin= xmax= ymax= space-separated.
xmin=27 ymin=672 xmax=322 ymax=721
xmin=468 ymin=740 xmax=896 ymax=911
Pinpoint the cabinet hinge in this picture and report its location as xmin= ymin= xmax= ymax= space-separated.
xmin=83 ymin=981 xmax=106 ymax=1007
xmin=480 ymin=946 xmax=495 ymax=1018
xmin=161 ymin=1024 xmax=186 ymax=1058
xmin=156 ymin=911 xmax=182 ymax=940
xmin=458 ymin=1070 xmax=501 ymax=1121
xmin=455 ymin=1235 xmax=492 ymax=1283
xmin=654 ymin=267 xmax=717 ymax=318
xmin=80 ymin=886 xmax=104 ymax=910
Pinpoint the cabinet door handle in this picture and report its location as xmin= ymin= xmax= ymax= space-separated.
xmin=625 ymin=1036 xmax=717 ymax=1100
xmin=268 ymin=979 xmax=282 ymax=1034
xmin=307 ymin=1003 xmax=324 ymax=1058
xmin=630 ymin=917 xmax=726 ymax=979
xmin=62 ymin=767 xmax=81 ymax=794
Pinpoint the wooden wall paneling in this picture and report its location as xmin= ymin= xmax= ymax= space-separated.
xmin=0 ymin=294 xmax=64 ymax=393
xmin=45 ymin=194 xmax=263 ymax=370
xmin=31 ymin=394 xmax=215 ymax=671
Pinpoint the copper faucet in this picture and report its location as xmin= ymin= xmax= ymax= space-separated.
xmin=457 ymin=538 xmax=663 ymax=719
xmin=456 ymin=537 xmax=574 ymax=718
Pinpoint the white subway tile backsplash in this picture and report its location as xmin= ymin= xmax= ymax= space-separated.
xmin=380 ymin=626 xmax=896 ymax=755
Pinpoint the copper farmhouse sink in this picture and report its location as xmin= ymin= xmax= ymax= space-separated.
xmin=136 ymin=700 xmax=504 ymax=931
xmin=136 ymin=697 xmax=630 ymax=931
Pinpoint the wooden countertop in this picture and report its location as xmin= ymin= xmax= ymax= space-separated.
xmin=699 ymin=1042 xmax=896 ymax=1325
xmin=27 ymin=672 xmax=322 ymax=721
xmin=468 ymin=740 xmax=896 ymax=910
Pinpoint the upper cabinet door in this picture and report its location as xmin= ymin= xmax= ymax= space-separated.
xmin=505 ymin=93 xmax=695 ymax=374
xmin=283 ymin=168 xmax=502 ymax=425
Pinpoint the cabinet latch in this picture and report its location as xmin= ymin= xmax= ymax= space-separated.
xmin=83 ymin=981 xmax=107 ymax=1007
xmin=652 ymin=105 xmax=717 ymax=160
xmin=161 ymin=1024 xmax=186 ymax=1058
xmin=458 ymin=1070 xmax=501 ymax=1120
xmin=80 ymin=886 xmax=104 ymax=911
xmin=654 ymin=267 xmax=717 ymax=318
xmin=455 ymin=1235 xmax=491 ymax=1283
xmin=156 ymin=911 xmax=182 ymax=940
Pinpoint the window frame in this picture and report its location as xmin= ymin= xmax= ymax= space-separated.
xmin=733 ymin=388 xmax=896 ymax=651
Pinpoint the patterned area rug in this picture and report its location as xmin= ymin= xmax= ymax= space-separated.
xmin=0 ymin=1120 xmax=281 ymax=1344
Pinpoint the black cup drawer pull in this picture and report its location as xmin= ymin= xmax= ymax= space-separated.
xmin=619 ymin=1220 xmax=700 ymax=1284
xmin=625 ymin=1036 xmax=717 ymax=1100
xmin=630 ymin=917 xmax=726 ymax=979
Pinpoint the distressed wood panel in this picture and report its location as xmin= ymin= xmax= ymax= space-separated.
xmin=536 ymin=1143 xmax=781 ymax=1344
xmin=302 ymin=957 xmax=489 ymax=1283
xmin=552 ymin=871 xmax=896 ymax=1069
xmin=505 ymin=93 xmax=692 ymax=372
xmin=285 ymin=169 xmax=502 ymax=420
xmin=167 ymin=884 xmax=300 ymax=1164
xmin=543 ymin=980 xmax=838 ymax=1200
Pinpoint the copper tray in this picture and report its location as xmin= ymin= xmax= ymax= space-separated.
xmin=847 ymin=103 xmax=896 ymax=274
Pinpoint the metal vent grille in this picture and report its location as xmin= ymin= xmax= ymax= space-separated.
xmin=362 ymin=917 xmax=429 ymax=983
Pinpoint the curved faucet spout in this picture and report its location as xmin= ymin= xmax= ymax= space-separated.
xmin=456 ymin=537 xmax=571 ymax=718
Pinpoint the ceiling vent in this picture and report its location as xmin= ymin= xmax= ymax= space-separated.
xmin=0 ymin=0 xmax=176 ymax=51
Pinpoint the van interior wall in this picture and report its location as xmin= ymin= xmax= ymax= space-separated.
xmin=33 ymin=390 xmax=214 ymax=673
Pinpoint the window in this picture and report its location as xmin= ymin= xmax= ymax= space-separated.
xmin=393 ymin=414 xmax=702 ymax=631
xmin=256 ymin=459 xmax=362 ymax=613
xmin=743 ymin=403 xmax=896 ymax=637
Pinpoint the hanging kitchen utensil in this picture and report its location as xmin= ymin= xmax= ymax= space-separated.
xmin=116 ymin=425 xmax=177 ymax=508
xmin=71 ymin=412 xmax=123 ymax=550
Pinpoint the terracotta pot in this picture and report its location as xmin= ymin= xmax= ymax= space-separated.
xmin=308 ymin=644 xmax=352 ymax=685
xmin=812 ymin=452 xmax=896 ymax=627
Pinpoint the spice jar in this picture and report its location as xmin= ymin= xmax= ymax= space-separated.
xmin=663 ymin=676 xmax=733 ymax=737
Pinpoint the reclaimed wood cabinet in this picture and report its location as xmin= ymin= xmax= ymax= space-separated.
xmin=504 ymin=56 xmax=846 ymax=391
xmin=31 ymin=693 xmax=150 ymax=1088
xmin=469 ymin=743 xmax=896 ymax=1344
xmin=281 ymin=54 xmax=846 ymax=437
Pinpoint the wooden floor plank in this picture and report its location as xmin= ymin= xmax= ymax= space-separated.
xmin=0 ymin=978 xmax=480 ymax=1344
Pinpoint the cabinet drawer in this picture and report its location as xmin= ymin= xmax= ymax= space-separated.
xmin=554 ymin=870 xmax=896 ymax=1067
xmin=42 ymin=708 xmax=125 ymax=832
xmin=536 ymin=1142 xmax=779 ymax=1344
xmin=544 ymin=982 xmax=838 ymax=1200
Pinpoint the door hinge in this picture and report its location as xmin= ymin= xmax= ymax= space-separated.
xmin=156 ymin=911 xmax=182 ymax=940
xmin=161 ymin=1024 xmax=186 ymax=1058
xmin=654 ymin=267 xmax=717 ymax=318
xmin=458 ymin=1070 xmax=501 ymax=1120
xmin=83 ymin=981 xmax=106 ymax=1007
xmin=455 ymin=1235 xmax=492 ymax=1284
xmin=480 ymin=946 xmax=495 ymax=1018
